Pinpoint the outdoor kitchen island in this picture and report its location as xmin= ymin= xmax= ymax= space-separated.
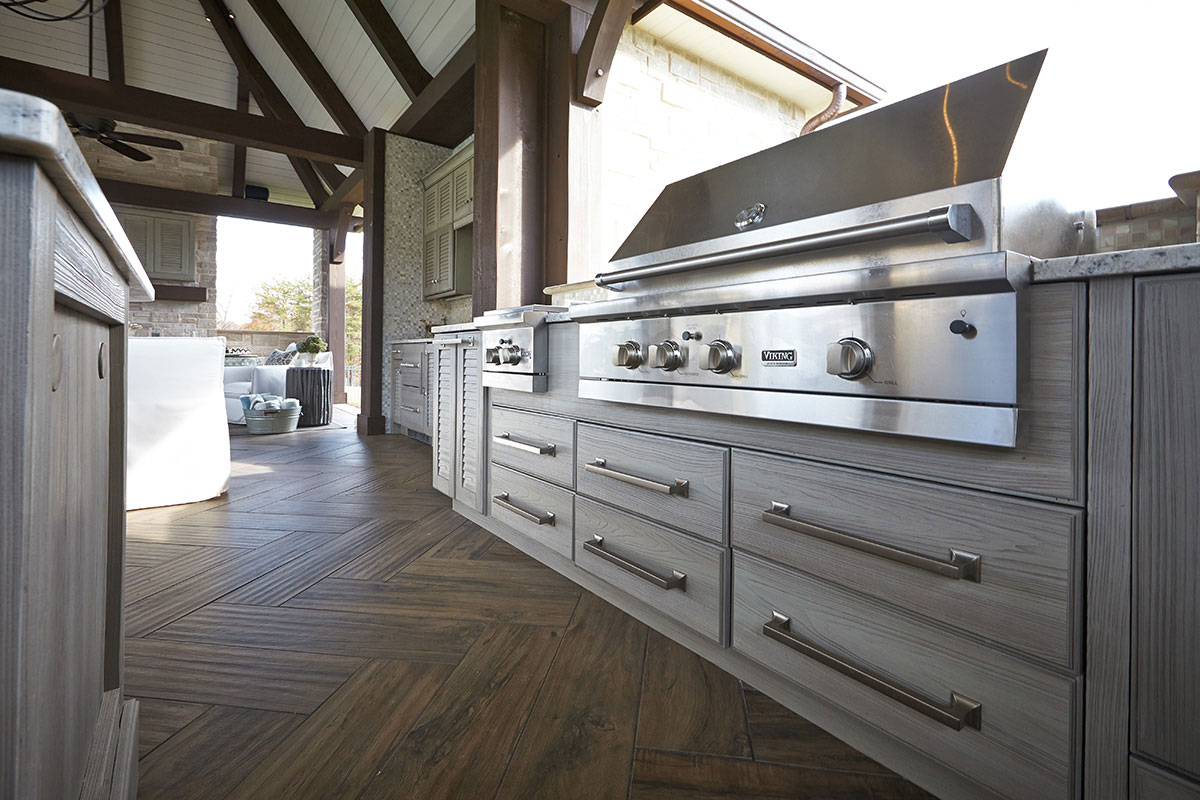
xmin=429 ymin=53 xmax=1200 ymax=800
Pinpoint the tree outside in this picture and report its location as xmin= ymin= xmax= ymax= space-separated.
xmin=243 ymin=277 xmax=313 ymax=331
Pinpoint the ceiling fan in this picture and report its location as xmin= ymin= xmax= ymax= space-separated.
xmin=63 ymin=112 xmax=185 ymax=162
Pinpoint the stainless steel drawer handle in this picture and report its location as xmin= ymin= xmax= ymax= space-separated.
xmin=436 ymin=337 xmax=472 ymax=346
xmin=493 ymin=493 xmax=555 ymax=526
xmin=762 ymin=503 xmax=981 ymax=582
xmin=585 ymin=459 xmax=689 ymax=497
xmin=399 ymin=405 xmax=422 ymax=413
xmin=583 ymin=535 xmax=686 ymax=590
xmin=762 ymin=611 xmax=982 ymax=732
xmin=493 ymin=432 xmax=556 ymax=456
xmin=398 ymin=362 xmax=421 ymax=368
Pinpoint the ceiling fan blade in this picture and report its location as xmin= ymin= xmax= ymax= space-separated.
xmin=99 ymin=137 xmax=153 ymax=162
xmin=109 ymin=132 xmax=185 ymax=150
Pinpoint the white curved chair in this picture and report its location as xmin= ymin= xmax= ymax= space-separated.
xmin=127 ymin=337 xmax=231 ymax=510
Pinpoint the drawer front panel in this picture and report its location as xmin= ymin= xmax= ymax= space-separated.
xmin=574 ymin=497 xmax=726 ymax=644
xmin=732 ymin=450 xmax=1081 ymax=669
xmin=732 ymin=551 xmax=1077 ymax=800
xmin=394 ymin=385 xmax=426 ymax=432
xmin=1131 ymin=759 xmax=1200 ymax=800
xmin=488 ymin=464 xmax=574 ymax=559
xmin=490 ymin=406 xmax=575 ymax=488
xmin=393 ymin=343 xmax=427 ymax=388
xmin=576 ymin=423 xmax=727 ymax=543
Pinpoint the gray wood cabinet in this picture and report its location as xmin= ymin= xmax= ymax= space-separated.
xmin=431 ymin=331 xmax=486 ymax=513
xmin=2 ymin=94 xmax=147 ymax=800
xmin=390 ymin=341 xmax=433 ymax=437
xmin=1132 ymin=273 xmax=1200 ymax=784
xmin=421 ymin=142 xmax=473 ymax=299
xmin=114 ymin=206 xmax=195 ymax=283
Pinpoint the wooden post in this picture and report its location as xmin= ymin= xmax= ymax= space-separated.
xmin=474 ymin=0 xmax=548 ymax=316
xmin=357 ymin=128 xmax=387 ymax=435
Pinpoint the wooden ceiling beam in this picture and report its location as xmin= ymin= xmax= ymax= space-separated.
xmin=341 ymin=0 xmax=432 ymax=100
xmin=246 ymin=0 xmax=366 ymax=138
xmin=100 ymin=179 xmax=339 ymax=228
xmin=320 ymin=167 xmax=364 ymax=213
xmin=0 ymin=55 xmax=361 ymax=164
xmin=576 ymin=0 xmax=636 ymax=106
xmin=103 ymin=0 xmax=125 ymax=84
xmin=390 ymin=33 xmax=475 ymax=147
xmin=198 ymin=0 xmax=335 ymax=205
xmin=630 ymin=0 xmax=666 ymax=24
xmin=231 ymin=75 xmax=249 ymax=197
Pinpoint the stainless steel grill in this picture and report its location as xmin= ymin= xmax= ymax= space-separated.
xmin=574 ymin=51 xmax=1090 ymax=448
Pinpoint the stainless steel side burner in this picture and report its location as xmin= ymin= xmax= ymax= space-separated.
xmin=475 ymin=305 xmax=565 ymax=393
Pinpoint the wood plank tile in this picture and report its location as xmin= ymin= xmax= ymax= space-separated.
xmin=629 ymin=749 xmax=937 ymax=800
xmin=637 ymin=630 xmax=752 ymax=759
xmin=418 ymin=518 xmax=497 ymax=560
xmin=743 ymin=688 xmax=894 ymax=775
xmin=176 ymin=509 xmax=366 ymax=534
xmin=125 ymin=531 xmax=334 ymax=636
xmin=124 ymin=638 xmax=364 ymax=714
xmin=358 ymin=623 xmax=564 ymax=799
xmin=133 ymin=698 xmax=209 ymax=758
xmin=227 ymin=659 xmax=453 ymax=800
xmin=495 ymin=592 xmax=647 ymax=800
xmin=255 ymin=497 xmax=445 ymax=521
xmin=332 ymin=507 xmax=463 ymax=580
xmin=217 ymin=519 xmax=406 ymax=605
xmin=126 ymin=521 xmax=296 ymax=549
xmin=124 ymin=547 xmax=249 ymax=604
xmin=286 ymin=572 xmax=580 ymax=627
xmin=151 ymin=603 xmax=484 ymax=664
xmin=136 ymin=705 xmax=304 ymax=800
xmin=125 ymin=540 xmax=198 ymax=568
xmin=400 ymin=551 xmax=580 ymax=593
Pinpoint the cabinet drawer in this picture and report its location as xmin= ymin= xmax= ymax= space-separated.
xmin=732 ymin=450 xmax=1081 ymax=669
xmin=576 ymin=423 xmax=727 ymax=543
xmin=732 ymin=551 xmax=1077 ymax=800
xmin=489 ymin=464 xmax=574 ymax=559
xmin=394 ymin=387 xmax=426 ymax=432
xmin=574 ymin=497 xmax=726 ymax=644
xmin=490 ymin=406 xmax=575 ymax=488
xmin=1131 ymin=759 xmax=1200 ymax=800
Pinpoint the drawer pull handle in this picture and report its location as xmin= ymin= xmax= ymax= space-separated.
xmin=762 ymin=611 xmax=983 ymax=731
xmin=493 ymin=493 xmax=555 ymax=526
xmin=398 ymin=361 xmax=421 ymax=368
xmin=494 ymin=432 xmax=556 ymax=456
xmin=585 ymin=459 xmax=689 ymax=497
xmin=399 ymin=405 xmax=422 ymax=413
xmin=762 ymin=503 xmax=981 ymax=582
xmin=584 ymin=535 xmax=686 ymax=591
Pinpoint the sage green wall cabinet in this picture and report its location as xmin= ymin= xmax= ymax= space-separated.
xmin=422 ymin=141 xmax=473 ymax=299
xmin=114 ymin=206 xmax=195 ymax=283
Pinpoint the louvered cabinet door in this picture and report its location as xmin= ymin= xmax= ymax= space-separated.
xmin=431 ymin=340 xmax=457 ymax=497
xmin=424 ymin=344 xmax=436 ymax=433
xmin=452 ymin=159 xmax=473 ymax=223
xmin=152 ymin=217 xmax=193 ymax=281
xmin=454 ymin=336 xmax=486 ymax=513
xmin=116 ymin=211 xmax=152 ymax=270
xmin=422 ymin=231 xmax=439 ymax=299
xmin=423 ymin=186 xmax=439 ymax=230
xmin=437 ymin=175 xmax=454 ymax=228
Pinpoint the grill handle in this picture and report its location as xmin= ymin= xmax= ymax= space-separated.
xmin=595 ymin=204 xmax=974 ymax=289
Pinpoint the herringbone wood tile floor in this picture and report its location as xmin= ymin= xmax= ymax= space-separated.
xmin=123 ymin=412 xmax=935 ymax=799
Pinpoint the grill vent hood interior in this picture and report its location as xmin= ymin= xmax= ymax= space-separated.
xmin=609 ymin=50 xmax=1047 ymax=265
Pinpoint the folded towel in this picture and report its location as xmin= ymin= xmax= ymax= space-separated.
xmin=282 ymin=398 xmax=300 ymax=409
xmin=240 ymin=393 xmax=262 ymax=411
xmin=258 ymin=399 xmax=282 ymax=410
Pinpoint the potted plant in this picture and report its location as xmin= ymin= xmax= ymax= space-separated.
xmin=295 ymin=334 xmax=327 ymax=366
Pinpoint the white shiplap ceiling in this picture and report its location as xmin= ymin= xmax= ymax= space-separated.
xmin=0 ymin=0 xmax=474 ymax=206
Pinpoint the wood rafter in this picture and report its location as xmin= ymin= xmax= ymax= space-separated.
xmin=103 ymin=0 xmax=125 ymax=84
xmin=320 ymin=167 xmax=364 ymax=213
xmin=342 ymin=0 xmax=431 ymax=100
xmin=99 ymin=179 xmax=340 ymax=228
xmin=198 ymin=0 xmax=340 ymax=206
xmin=390 ymin=33 xmax=474 ymax=146
xmin=576 ymin=0 xmax=636 ymax=106
xmin=246 ymin=0 xmax=366 ymax=138
xmin=232 ymin=75 xmax=249 ymax=198
xmin=0 ymin=55 xmax=361 ymax=164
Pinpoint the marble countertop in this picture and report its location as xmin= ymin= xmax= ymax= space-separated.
xmin=430 ymin=321 xmax=479 ymax=334
xmin=391 ymin=338 xmax=433 ymax=345
xmin=1034 ymin=242 xmax=1200 ymax=282
xmin=0 ymin=89 xmax=153 ymax=300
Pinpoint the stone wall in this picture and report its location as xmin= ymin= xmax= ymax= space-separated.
xmin=78 ymin=124 xmax=220 ymax=336
xmin=380 ymin=133 xmax=473 ymax=422
xmin=312 ymin=228 xmax=329 ymax=341
xmin=216 ymin=329 xmax=315 ymax=355
xmin=571 ymin=23 xmax=814 ymax=282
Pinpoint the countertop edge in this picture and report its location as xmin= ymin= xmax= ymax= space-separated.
xmin=1034 ymin=242 xmax=1200 ymax=283
xmin=0 ymin=90 xmax=154 ymax=301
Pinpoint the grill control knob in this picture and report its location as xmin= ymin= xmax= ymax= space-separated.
xmin=826 ymin=337 xmax=874 ymax=380
xmin=494 ymin=344 xmax=523 ymax=365
xmin=700 ymin=339 xmax=737 ymax=374
xmin=611 ymin=341 xmax=643 ymax=369
xmin=649 ymin=341 xmax=683 ymax=371
xmin=486 ymin=347 xmax=500 ymax=365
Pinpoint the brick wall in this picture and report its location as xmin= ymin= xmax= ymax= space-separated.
xmin=569 ymin=24 xmax=814 ymax=282
xmin=380 ymin=133 xmax=473 ymax=423
xmin=78 ymin=124 xmax=220 ymax=336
